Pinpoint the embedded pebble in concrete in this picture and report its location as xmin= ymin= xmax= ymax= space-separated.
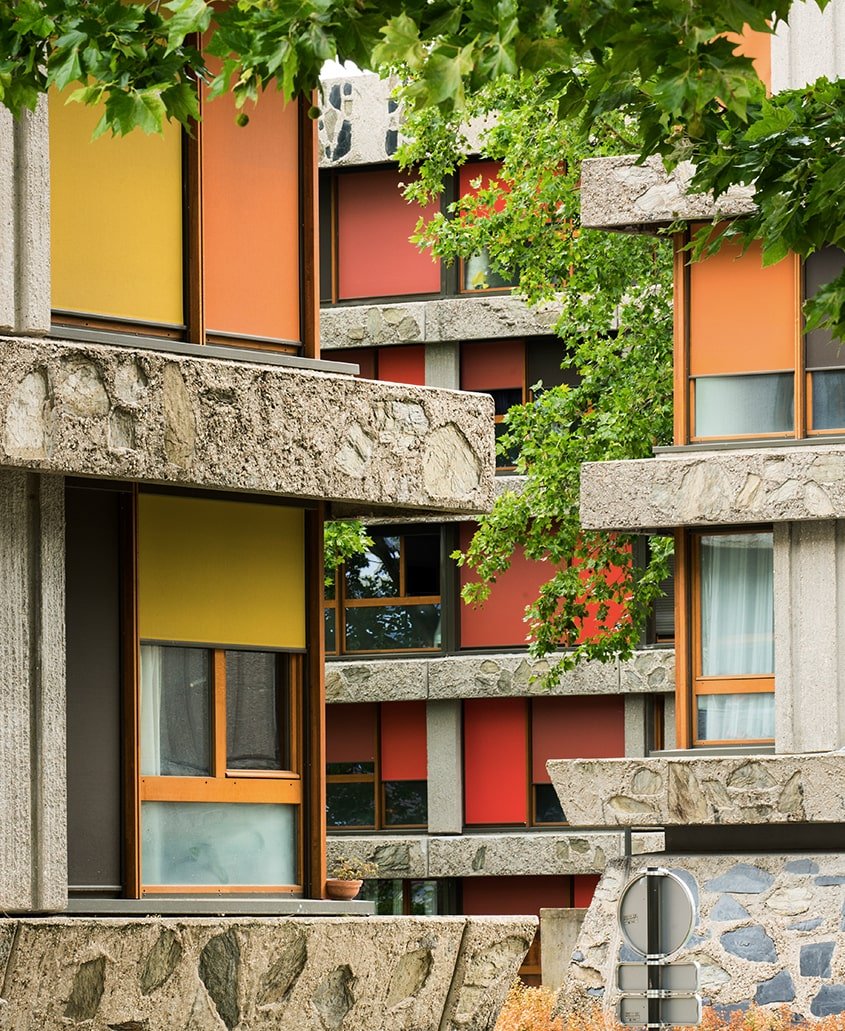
xmin=812 ymin=985 xmax=845 ymax=1017
xmin=788 ymin=860 xmax=820 ymax=875
xmin=756 ymin=971 xmax=795 ymax=1004
xmin=817 ymin=877 xmax=845 ymax=886
xmin=706 ymin=865 xmax=775 ymax=895
xmin=790 ymin=918 xmax=824 ymax=932
xmin=711 ymin=896 xmax=750 ymax=922
xmin=721 ymin=926 xmax=779 ymax=963
xmin=800 ymin=942 xmax=835 ymax=978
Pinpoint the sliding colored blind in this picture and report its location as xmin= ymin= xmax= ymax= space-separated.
xmin=531 ymin=697 xmax=625 ymax=783
xmin=574 ymin=874 xmax=600 ymax=908
xmin=462 ymin=876 xmax=571 ymax=916
xmin=326 ymin=703 xmax=377 ymax=764
xmin=49 ymin=90 xmax=183 ymax=325
xmin=340 ymin=348 xmax=377 ymax=379
xmin=464 ymin=698 xmax=528 ymax=824
xmin=461 ymin=340 xmax=525 ymax=390
xmin=336 ymin=170 xmax=441 ymax=299
xmin=378 ymin=346 xmax=426 ymax=385
xmin=380 ymin=701 xmax=427 ymax=780
xmin=138 ymin=494 xmax=305 ymax=648
xmin=203 ymin=89 xmax=300 ymax=342
xmin=458 ymin=160 xmax=509 ymax=213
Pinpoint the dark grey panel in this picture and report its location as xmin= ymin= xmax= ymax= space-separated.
xmin=66 ymin=485 xmax=123 ymax=893
xmin=805 ymin=247 xmax=845 ymax=369
xmin=526 ymin=337 xmax=579 ymax=394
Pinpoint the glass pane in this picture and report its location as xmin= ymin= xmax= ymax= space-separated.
xmin=359 ymin=879 xmax=404 ymax=914
xmin=404 ymin=534 xmax=440 ymax=596
xmin=697 ymin=693 xmax=775 ymax=742
xmin=487 ymin=388 xmax=524 ymax=417
xmin=695 ymin=374 xmax=793 ymax=437
xmin=140 ymin=645 xmax=210 ymax=777
xmin=534 ymin=783 xmax=566 ymax=824
xmin=326 ymin=761 xmax=375 ymax=776
xmin=464 ymin=247 xmax=515 ymax=291
xmin=495 ymin=422 xmax=520 ymax=468
xmin=812 ymin=370 xmax=845 ymax=430
xmin=409 ymin=880 xmax=438 ymax=915
xmin=141 ymin=801 xmax=297 ymax=886
xmin=326 ymin=781 xmax=376 ymax=827
xmin=345 ymin=536 xmax=400 ymax=599
xmin=805 ymin=247 xmax=845 ymax=368
xmin=700 ymin=533 xmax=773 ymax=676
xmin=325 ymin=608 xmax=337 ymax=652
xmin=226 ymin=652 xmax=285 ymax=771
xmin=345 ymin=604 xmax=441 ymax=652
xmin=384 ymin=781 xmax=428 ymax=827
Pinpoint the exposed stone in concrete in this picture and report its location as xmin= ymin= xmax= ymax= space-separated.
xmin=140 ymin=930 xmax=183 ymax=995
xmin=707 ymin=865 xmax=775 ymax=895
xmin=199 ymin=930 xmax=240 ymax=1030
xmin=721 ymin=926 xmax=778 ymax=963
xmin=756 ymin=971 xmax=795 ymax=1004
xmin=257 ymin=927 xmax=308 ymax=1006
xmin=428 ymin=832 xmax=623 ymax=878
xmin=65 ymin=955 xmax=107 ymax=1021
xmin=711 ymin=896 xmax=751 ymax=922
xmin=800 ymin=941 xmax=835 ymax=978
xmin=812 ymin=984 xmax=845 ymax=1016
xmin=579 ymin=155 xmax=756 ymax=232
xmin=386 ymin=948 xmax=433 ymax=1008
xmin=581 ymin=446 xmax=845 ymax=531
xmin=548 ymin=753 xmax=845 ymax=827
xmin=791 ymin=919 xmax=824 ymax=932
xmin=326 ymin=837 xmax=428 ymax=879
xmin=789 ymin=860 xmax=821 ymax=875
xmin=0 ymin=336 xmax=495 ymax=516
xmin=818 ymin=877 xmax=845 ymax=886
xmin=312 ymin=965 xmax=354 ymax=1029
xmin=326 ymin=649 xmax=674 ymax=703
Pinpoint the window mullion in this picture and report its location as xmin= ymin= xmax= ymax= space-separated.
xmin=212 ymin=649 xmax=227 ymax=778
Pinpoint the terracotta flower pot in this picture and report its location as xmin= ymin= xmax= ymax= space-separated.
xmin=325 ymin=878 xmax=363 ymax=901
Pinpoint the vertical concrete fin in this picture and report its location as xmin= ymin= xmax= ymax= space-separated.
xmin=0 ymin=107 xmax=16 ymax=331
xmin=14 ymin=98 xmax=51 ymax=336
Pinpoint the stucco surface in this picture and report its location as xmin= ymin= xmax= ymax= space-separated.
xmin=0 ymin=335 xmax=495 ymax=514
xmin=548 ymin=753 xmax=845 ymax=827
xmin=580 ymin=447 xmax=845 ymax=530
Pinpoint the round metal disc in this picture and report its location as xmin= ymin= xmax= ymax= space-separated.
xmin=617 ymin=868 xmax=696 ymax=960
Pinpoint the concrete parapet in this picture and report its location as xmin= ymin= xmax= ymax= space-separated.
xmin=327 ymin=837 xmax=429 ymax=880
xmin=548 ymin=753 xmax=845 ymax=827
xmin=0 ymin=334 xmax=495 ymax=515
xmin=579 ymin=154 xmax=755 ymax=232
xmin=541 ymin=908 xmax=586 ymax=989
xmin=580 ymin=445 xmax=845 ymax=530
xmin=325 ymin=649 xmax=675 ymax=704
xmin=564 ymin=853 xmax=845 ymax=1018
xmin=0 ymin=914 xmax=535 ymax=1030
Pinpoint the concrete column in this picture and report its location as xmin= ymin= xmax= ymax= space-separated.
xmin=624 ymin=695 xmax=648 ymax=757
xmin=0 ymin=470 xmax=66 ymax=911
xmin=540 ymin=908 xmax=586 ymax=988
xmin=774 ymin=520 xmax=845 ymax=753
xmin=427 ymin=700 xmax=463 ymax=834
xmin=772 ymin=0 xmax=845 ymax=91
xmin=0 ymin=97 xmax=50 ymax=335
xmin=425 ymin=342 xmax=460 ymax=390
xmin=663 ymin=695 xmax=677 ymax=751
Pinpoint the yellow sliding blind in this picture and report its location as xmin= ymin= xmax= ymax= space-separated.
xmin=138 ymin=494 xmax=305 ymax=648
xmin=49 ymin=90 xmax=183 ymax=325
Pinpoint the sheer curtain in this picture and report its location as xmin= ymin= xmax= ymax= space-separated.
xmin=140 ymin=645 xmax=163 ymax=776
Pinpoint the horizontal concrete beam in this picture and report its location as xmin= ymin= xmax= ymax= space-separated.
xmin=321 ymin=295 xmax=562 ymax=350
xmin=548 ymin=753 xmax=845 ymax=827
xmin=326 ymin=648 xmax=674 ymax=704
xmin=580 ymin=155 xmax=756 ymax=232
xmin=0 ymin=915 xmax=536 ymax=1030
xmin=580 ymin=446 xmax=845 ymax=530
xmin=0 ymin=335 xmax=495 ymax=515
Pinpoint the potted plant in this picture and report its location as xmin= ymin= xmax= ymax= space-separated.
xmin=326 ymin=857 xmax=378 ymax=900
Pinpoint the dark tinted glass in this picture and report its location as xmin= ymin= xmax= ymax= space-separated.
xmin=526 ymin=338 xmax=579 ymax=395
xmin=326 ymin=781 xmax=376 ymax=828
xmin=409 ymin=880 xmax=438 ymax=915
xmin=404 ymin=533 xmax=440 ymax=596
xmin=142 ymin=646 xmax=211 ymax=777
xmin=326 ymin=761 xmax=375 ymax=776
xmin=384 ymin=780 xmax=428 ymax=826
xmin=534 ymin=783 xmax=566 ymax=824
xmin=325 ymin=608 xmax=336 ymax=652
xmin=812 ymin=370 xmax=845 ymax=430
xmin=345 ymin=604 xmax=441 ymax=652
xmin=226 ymin=652 xmax=285 ymax=770
xmin=359 ymin=879 xmax=403 ymax=914
xmin=495 ymin=422 xmax=521 ymax=468
xmin=806 ymin=247 xmax=845 ymax=369
xmin=345 ymin=536 xmax=400 ymax=599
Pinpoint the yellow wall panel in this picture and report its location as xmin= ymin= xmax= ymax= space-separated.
xmin=49 ymin=90 xmax=183 ymax=325
xmin=139 ymin=494 xmax=305 ymax=649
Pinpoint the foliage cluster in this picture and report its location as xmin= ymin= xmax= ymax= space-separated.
xmin=323 ymin=519 xmax=372 ymax=587
xmin=329 ymin=856 xmax=378 ymax=880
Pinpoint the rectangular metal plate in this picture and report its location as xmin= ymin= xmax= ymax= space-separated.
xmin=616 ymin=963 xmax=700 ymax=993
xmin=618 ymin=994 xmax=702 ymax=1027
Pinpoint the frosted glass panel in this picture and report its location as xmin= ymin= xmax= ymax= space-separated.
xmin=140 ymin=645 xmax=210 ymax=776
xmin=226 ymin=651 xmax=285 ymax=771
xmin=695 ymin=374 xmax=793 ymax=437
xmin=812 ymin=370 xmax=845 ymax=430
xmin=697 ymin=693 xmax=774 ymax=741
xmin=141 ymin=802 xmax=297 ymax=886
xmin=700 ymin=533 xmax=773 ymax=676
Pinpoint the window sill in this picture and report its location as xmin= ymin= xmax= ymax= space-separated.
xmin=651 ymin=744 xmax=776 ymax=758
xmin=66 ymin=896 xmax=375 ymax=916
xmin=655 ymin=435 xmax=845 ymax=455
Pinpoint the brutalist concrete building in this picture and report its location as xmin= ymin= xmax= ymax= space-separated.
xmin=0 ymin=88 xmax=536 ymax=1028
xmin=550 ymin=5 xmax=845 ymax=1018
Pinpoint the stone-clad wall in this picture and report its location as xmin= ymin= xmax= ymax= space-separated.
xmin=0 ymin=915 xmax=535 ymax=1031
xmin=562 ymin=855 xmax=845 ymax=1019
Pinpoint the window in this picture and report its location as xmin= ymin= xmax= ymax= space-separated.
xmin=806 ymin=247 xmax=845 ymax=432
xmin=326 ymin=529 xmax=442 ymax=655
xmin=326 ymin=702 xmax=428 ymax=830
xmin=458 ymin=161 xmax=517 ymax=293
xmin=683 ymin=529 xmax=775 ymax=746
xmin=360 ymin=878 xmax=456 ymax=915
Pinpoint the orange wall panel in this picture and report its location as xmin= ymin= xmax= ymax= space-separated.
xmin=464 ymin=698 xmax=528 ymax=825
xmin=689 ymin=238 xmax=797 ymax=375
xmin=461 ymin=340 xmax=526 ymax=390
xmin=531 ymin=696 xmax=626 ymax=783
xmin=337 ymin=170 xmax=441 ymax=299
xmin=326 ymin=703 xmax=376 ymax=764
xmin=462 ymin=876 xmax=572 ymax=916
xmin=380 ymin=701 xmax=427 ymax=781
xmin=203 ymin=90 xmax=300 ymax=341
xmin=731 ymin=26 xmax=772 ymax=91
xmin=378 ymin=346 xmax=426 ymax=385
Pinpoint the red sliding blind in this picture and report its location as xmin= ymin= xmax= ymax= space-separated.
xmin=462 ymin=876 xmax=572 ymax=916
xmin=464 ymin=698 xmax=528 ymax=824
xmin=378 ymin=346 xmax=426 ymax=385
xmin=574 ymin=874 xmax=600 ymax=908
xmin=531 ymin=697 xmax=625 ymax=783
xmin=458 ymin=160 xmax=509 ymax=214
xmin=326 ymin=703 xmax=376 ymax=764
xmin=461 ymin=340 xmax=525 ymax=390
xmin=380 ymin=701 xmax=427 ymax=781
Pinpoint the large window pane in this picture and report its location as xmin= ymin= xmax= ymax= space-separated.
xmin=345 ymin=536 xmax=400 ymax=599
xmin=697 ymin=694 xmax=775 ymax=742
xmin=404 ymin=534 xmax=440 ymax=596
xmin=409 ymin=880 xmax=439 ymax=915
xmin=695 ymin=374 xmax=793 ymax=437
xmin=534 ymin=783 xmax=566 ymax=824
xmin=141 ymin=801 xmax=296 ymax=885
xmin=812 ymin=370 xmax=845 ymax=430
xmin=226 ymin=652 xmax=285 ymax=771
xmin=326 ymin=781 xmax=376 ymax=828
xmin=383 ymin=781 xmax=428 ymax=827
xmin=359 ymin=879 xmax=404 ymax=914
xmin=700 ymin=534 xmax=773 ymax=676
xmin=345 ymin=604 xmax=441 ymax=652
xmin=140 ymin=646 xmax=210 ymax=777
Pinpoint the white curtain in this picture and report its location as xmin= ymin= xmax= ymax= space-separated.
xmin=698 ymin=693 xmax=775 ymax=741
xmin=140 ymin=644 xmax=163 ymax=776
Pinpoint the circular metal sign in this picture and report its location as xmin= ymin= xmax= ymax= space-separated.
xmin=617 ymin=868 xmax=696 ymax=960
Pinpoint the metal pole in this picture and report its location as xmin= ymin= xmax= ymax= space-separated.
xmin=646 ymin=867 xmax=660 ymax=1030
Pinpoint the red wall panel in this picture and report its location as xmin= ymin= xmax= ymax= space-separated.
xmin=459 ymin=160 xmax=509 ymax=214
xmin=378 ymin=345 xmax=426 ymax=385
xmin=326 ymin=703 xmax=376 ymax=764
xmin=461 ymin=340 xmax=525 ymax=391
xmin=337 ymin=170 xmax=441 ymax=299
xmin=531 ymin=697 xmax=625 ymax=782
xmin=337 ymin=347 xmax=376 ymax=380
xmin=380 ymin=701 xmax=427 ymax=781
xmin=574 ymin=874 xmax=600 ymax=908
xmin=462 ymin=876 xmax=572 ymax=916
xmin=464 ymin=698 xmax=528 ymax=825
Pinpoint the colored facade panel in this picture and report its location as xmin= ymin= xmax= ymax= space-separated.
xmin=531 ymin=696 xmax=626 ymax=783
xmin=380 ymin=701 xmax=427 ymax=780
xmin=464 ymin=698 xmax=528 ymax=825
xmin=203 ymin=90 xmax=300 ymax=342
xmin=378 ymin=345 xmax=426 ymax=385
xmin=326 ymin=703 xmax=377 ymax=764
xmin=340 ymin=347 xmax=377 ymax=379
xmin=573 ymin=874 xmax=600 ymax=908
xmin=461 ymin=876 xmax=572 ymax=916
xmin=49 ymin=90 xmax=183 ymax=325
xmin=138 ymin=494 xmax=305 ymax=648
xmin=336 ymin=170 xmax=441 ymax=299
xmin=461 ymin=340 xmax=526 ymax=390
xmin=458 ymin=160 xmax=509 ymax=214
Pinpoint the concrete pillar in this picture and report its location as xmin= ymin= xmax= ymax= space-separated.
xmin=774 ymin=520 xmax=845 ymax=754
xmin=624 ymin=695 xmax=647 ymax=757
xmin=540 ymin=908 xmax=586 ymax=989
xmin=425 ymin=342 xmax=460 ymax=390
xmin=0 ymin=471 xmax=66 ymax=911
xmin=427 ymin=700 xmax=463 ymax=834
xmin=0 ymin=97 xmax=50 ymax=335
xmin=663 ymin=695 xmax=677 ymax=751
xmin=772 ymin=0 xmax=845 ymax=91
